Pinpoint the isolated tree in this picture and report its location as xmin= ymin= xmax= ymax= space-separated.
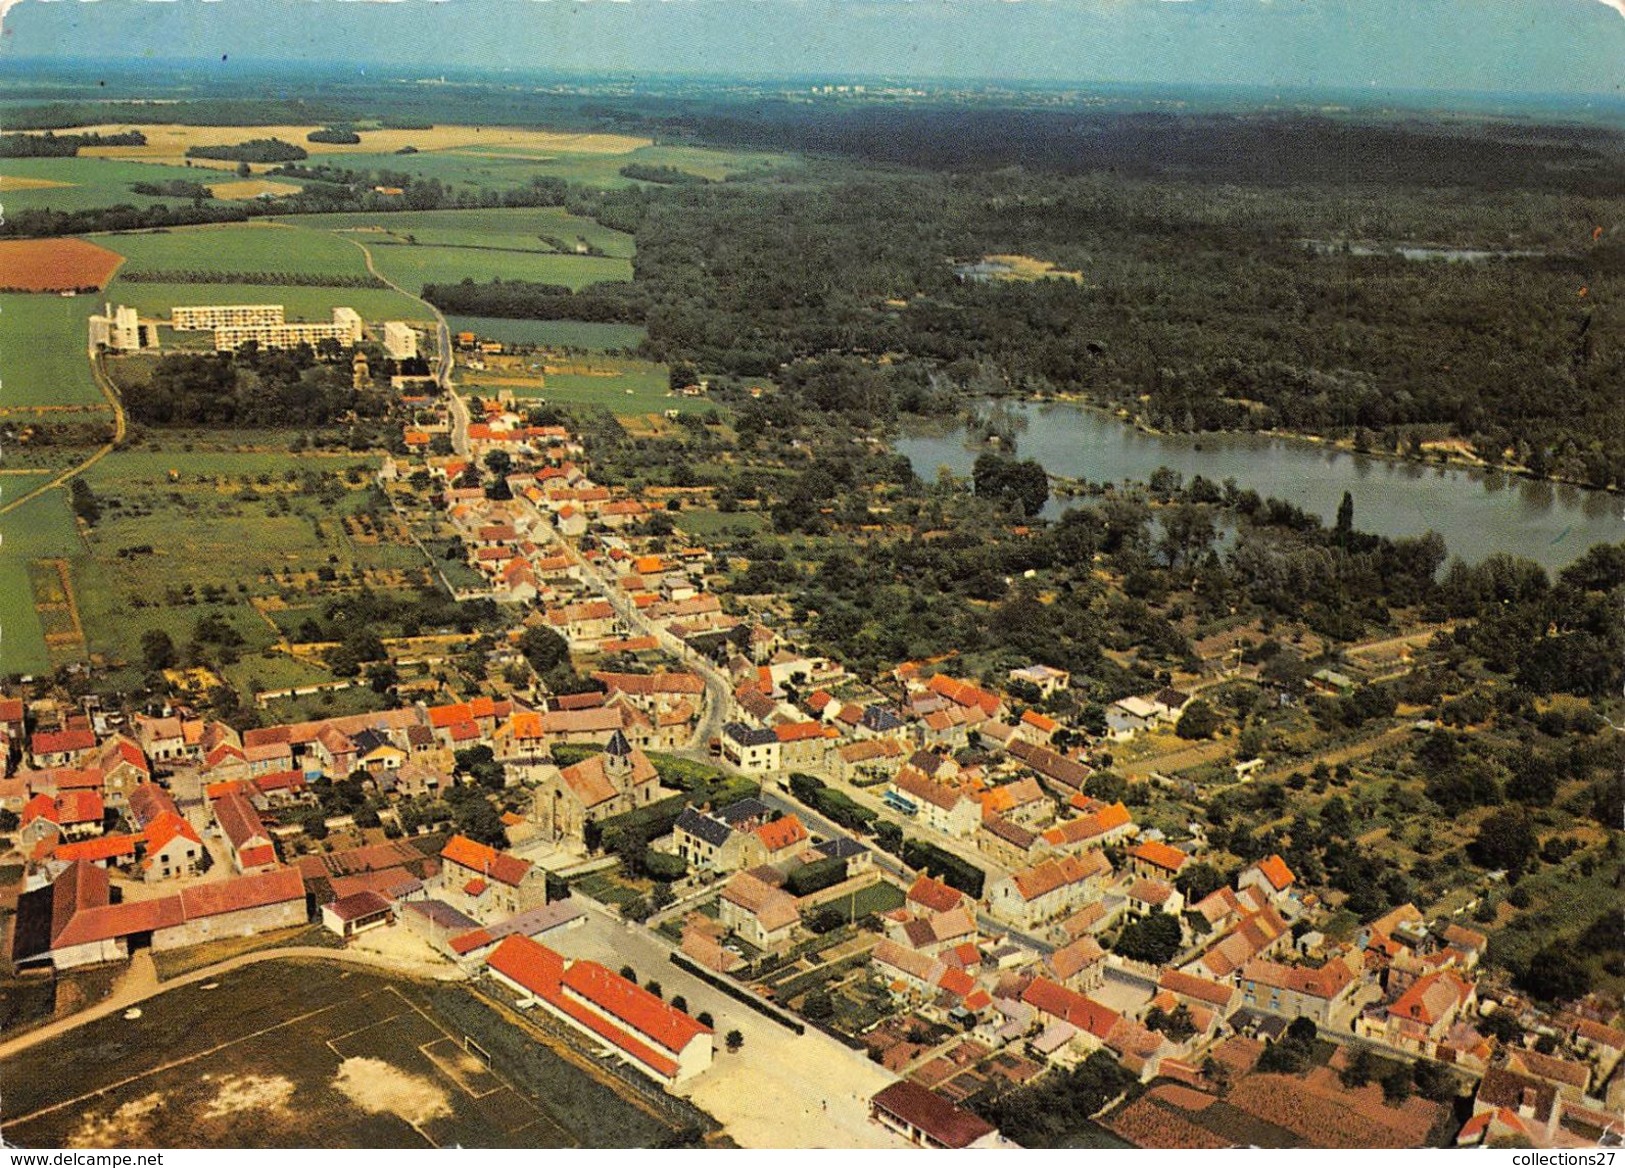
xmin=1176 ymin=699 xmax=1221 ymax=740
xmin=725 ymin=1029 xmax=744 ymax=1053
xmin=696 ymin=1011 xmax=714 ymax=1029
xmin=141 ymin=628 xmax=178 ymax=672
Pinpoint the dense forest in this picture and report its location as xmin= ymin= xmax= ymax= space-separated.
xmin=120 ymin=346 xmax=391 ymax=427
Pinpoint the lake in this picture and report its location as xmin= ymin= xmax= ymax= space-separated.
xmin=895 ymin=402 xmax=1623 ymax=570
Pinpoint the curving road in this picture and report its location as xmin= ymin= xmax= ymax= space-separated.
xmin=335 ymin=232 xmax=466 ymax=456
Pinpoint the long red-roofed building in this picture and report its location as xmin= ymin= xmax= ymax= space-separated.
xmin=486 ymin=935 xmax=712 ymax=1085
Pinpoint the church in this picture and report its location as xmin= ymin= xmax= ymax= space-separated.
xmin=533 ymin=729 xmax=662 ymax=843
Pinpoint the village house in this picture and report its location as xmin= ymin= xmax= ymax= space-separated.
xmin=94 ymin=736 xmax=150 ymax=806
xmin=986 ymin=851 xmax=1113 ymax=932
xmin=833 ymin=738 xmax=908 ymax=785
xmin=1039 ymin=799 xmax=1135 ymax=854
xmin=1237 ymin=955 xmax=1363 ymax=1028
xmin=718 ymin=871 xmax=799 ymax=949
xmin=1359 ymin=967 xmax=1477 ymax=1058
xmin=719 ymin=722 xmax=781 ymax=774
xmin=29 ymin=725 xmax=98 ymax=770
xmin=435 ymin=833 xmax=547 ymax=923
xmin=888 ymin=766 xmax=980 ymax=839
xmin=869 ymin=1081 xmax=999 ymax=1150
xmin=671 ymin=805 xmax=767 ymax=873
xmin=1238 ymin=854 xmax=1297 ymax=906
xmin=212 ymin=789 xmax=279 ymax=874
xmin=1007 ymin=664 xmax=1070 ymax=698
xmin=1126 ymin=840 xmax=1191 ymax=881
xmin=773 ymin=719 xmax=839 ymax=772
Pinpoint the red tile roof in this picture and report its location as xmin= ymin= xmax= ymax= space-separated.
xmin=1254 ymin=854 xmax=1296 ymax=891
xmin=752 ymin=814 xmax=809 ymax=854
xmin=907 ymin=875 xmax=964 ymax=915
xmin=54 ymin=833 xmax=140 ymax=863
xmin=441 ymin=834 xmax=532 ymax=887
xmin=561 ymin=958 xmax=711 ymax=1054
xmin=1021 ymin=977 xmax=1120 ymax=1039
xmin=1129 ymin=839 xmax=1191 ymax=874
xmin=871 ymin=1081 xmax=995 ymax=1149
xmin=31 ymin=728 xmax=96 ymax=757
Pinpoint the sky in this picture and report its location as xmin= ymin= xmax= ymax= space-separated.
xmin=2 ymin=0 xmax=1622 ymax=97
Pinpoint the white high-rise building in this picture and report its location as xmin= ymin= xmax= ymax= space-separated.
xmin=383 ymin=321 xmax=419 ymax=360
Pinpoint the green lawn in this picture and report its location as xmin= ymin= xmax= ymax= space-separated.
xmin=358 ymin=243 xmax=629 ymax=293
xmin=98 ymin=222 xmax=376 ymax=277
xmin=446 ymin=315 xmax=646 ymax=351
xmin=0 ymin=294 xmax=109 ymax=406
xmin=677 ymin=508 xmax=768 ymax=537
xmin=286 ymin=207 xmax=635 ymax=258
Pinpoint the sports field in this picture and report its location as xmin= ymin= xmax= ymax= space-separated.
xmin=0 ymin=294 xmax=109 ymax=407
xmin=446 ymin=316 xmax=646 ymax=352
xmin=460 ymin=357 xmax=721 ymax=418
xmin=0 ymin=960 xmax=685 ymax=1148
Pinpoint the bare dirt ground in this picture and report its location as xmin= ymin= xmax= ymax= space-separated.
xmin=332 ymin=1056 xmax=453 ymax=1128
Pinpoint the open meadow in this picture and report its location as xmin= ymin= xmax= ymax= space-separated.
xmin=101 ymin=221 xmax=382 ymax=278
xmin=1 ymin=157 xmax=281 ymax=214
xmin=0 ymin=293 xmax=110 ymax=407
xmin=11 ymin=433 xmax=435 ymax=691
xmin=0 ymin=489 xmax=79 ymax=675
xmin=0 ymin=960 xmax=687 ymax=1148
xmin=287 ymin=208 xmax=636 ymax=259
xmin=457 ymin=355 xmax=725 ymax=421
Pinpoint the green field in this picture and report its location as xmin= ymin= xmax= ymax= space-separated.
xmin=286 ymin=208 xmax=636 ymax=258
xmin=1 ymin=156 xmax=289 ymax=214
xmin=304 ymin=141 xmax=792 ymax=194
xmin=0 ymin=294 xmax=109 ymax=407
xmin=358 ymin=244 xmax=630 ymax=294
xmin=676 ymin=508 xmax=769 ymax=537
xmin=100 ymin=278 xmax=424 ymax=322
xmin=0 ymin=960 xmax=686 ymax=1148
xmin=0 ymin=488 xmax=81 ymax=674
xmin=446 ymin=315 xmax=646 ymax=351
xmin=99 ymin=222 xmax=378 ymax=277
xmin=45 ymin=437 xmax=432 ymax=686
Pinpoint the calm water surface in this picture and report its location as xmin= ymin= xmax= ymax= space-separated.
xmin=896 ymin=402 xmax=1623 ymax=570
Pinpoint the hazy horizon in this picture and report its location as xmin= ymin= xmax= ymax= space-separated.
xmin=2 ymin=0 xmax=1621 ymax=102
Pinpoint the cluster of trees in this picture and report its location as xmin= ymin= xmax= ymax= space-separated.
xmin=186 ymin=137 xmax=308 ymax=162
xmin=421 ymin=279 xmax=646 ymax=324
xmin=0 ymin=129 xmax=145 ymax=157
xmin=619 ymin=163 xmax=709 ymax=185
xmin=307 ymin=127 xmax=362 ymax=145
xmin=972 ymin=452 xmax=1049 ymax=519
xmin=122 ymin=345 xmax=387 ymax=428
xmin=128 ymin=179 xmax=214 ymax=200
xmin=119 ymin=269 xmax=386 ymax=288
xmin=979 ymin=1049 xmax=1136 ymax=1147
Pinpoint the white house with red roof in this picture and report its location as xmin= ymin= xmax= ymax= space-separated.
xmin=487 ymin=935 xmax=712 ymax=1086
xmin=1238 ymin=854 xmax=1297 ymax=905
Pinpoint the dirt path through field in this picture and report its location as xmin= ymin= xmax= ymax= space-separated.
xmin=0 ymin=352 xmax=126 ymax=517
